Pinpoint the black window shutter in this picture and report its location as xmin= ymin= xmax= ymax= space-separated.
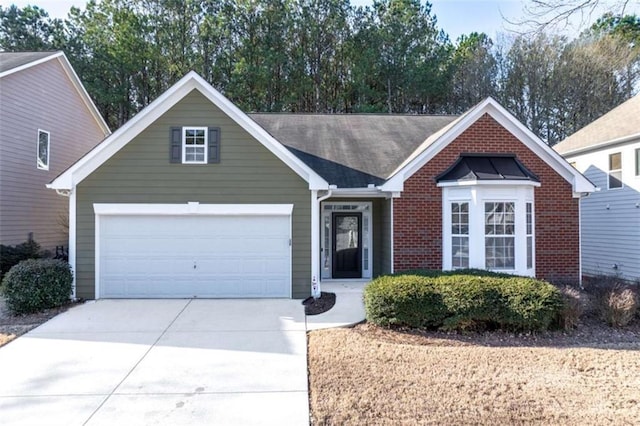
xmin=208 ymin=127 xmax=220 ymax=163
xmin=170 ymin=127 xmax=182 ymax=163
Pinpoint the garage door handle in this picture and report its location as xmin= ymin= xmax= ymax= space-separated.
xmin=193 ymin=262 xmax=197 ymax=269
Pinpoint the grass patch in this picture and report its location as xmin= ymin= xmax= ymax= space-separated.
xmin=308 ymin=325 xmax=640 ymax=425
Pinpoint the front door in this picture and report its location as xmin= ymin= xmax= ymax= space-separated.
xmin=332 ymin=213 xmax=362 ymax=279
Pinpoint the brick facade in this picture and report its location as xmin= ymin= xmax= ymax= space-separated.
xmin=393 ymin=113 xmax=580 ymax=283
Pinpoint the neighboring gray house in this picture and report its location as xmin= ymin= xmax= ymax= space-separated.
xmin=0 ymin=51 xmax=110 ymax=251
xmin=554 ymin=94 xmax=640 ymax=281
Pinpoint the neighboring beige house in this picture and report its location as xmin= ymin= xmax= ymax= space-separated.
xmin=554 ymin=94 xmax=640 ymax=281
xmin=0 ymin=51 xmax=110 ymax=251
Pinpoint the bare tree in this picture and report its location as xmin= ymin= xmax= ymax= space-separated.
xmin=509 ymin=0 xmax=634 ymax=33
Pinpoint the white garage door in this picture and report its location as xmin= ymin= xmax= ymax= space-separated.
xmin=97 ymin=211 xmax=291 ymax=298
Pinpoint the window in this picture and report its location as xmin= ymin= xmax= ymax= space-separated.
xmin=608 ymin=152 xmax=622 ymax=189
xmin=182 ymin=127 xmax=207 ymax=164
xmin=526 ymin=203 xmax=533 ymax=269
xmin=451 ymin=202 xmax=469 ymax=268
xmin=37 ymin=130 xmax=50 ymax=170
xmin=635 ymin=148 xmax=639 ymax=177
xmin=485 ymin=202 xmax=515 ymax=270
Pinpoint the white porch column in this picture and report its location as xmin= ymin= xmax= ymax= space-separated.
xmin=310 ymin=190 xmax=321 ymax=297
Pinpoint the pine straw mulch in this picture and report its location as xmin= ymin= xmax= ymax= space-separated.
xmin=308 ymin=315 xmax=640 ymax=425
xmin=0 ymin=298 xmax=76 ymax=347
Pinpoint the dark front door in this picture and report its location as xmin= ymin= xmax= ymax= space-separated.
xmin=332 ymin=213 xmax=362 ymax=279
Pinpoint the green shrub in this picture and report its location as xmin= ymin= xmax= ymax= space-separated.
xmin=0 ymin=240 xmax=42 ymax=281
xmin=364 ymin=271 xmax=563 ymax=332
xmin=363 ymin=275 xmax=448 ymax=328
xmin=1 ymin=259 xmax=73 ymax=315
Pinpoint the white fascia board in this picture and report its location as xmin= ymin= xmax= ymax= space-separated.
xmin=0 ymin=52 xmax=110 ymax=136
xmin=381 ymin=99 xmax=492 ymax=192
xmin=437 ymin=180 xmax=541 ymax=188
xmin=57 ymin=53 xmax=110 ymax=135
xmin=381 ymin=97 xmax=596 ymax=194
xmin=558 ymin=132 xmax=640 ymax=158
xmin=93 ymin=203 xmax=294 ymax=216
xmin=0 ymin=51 xmax=61 ymax=78
xmin=330 ymin=187 xmax=390 ymax=197
xmin=49 ymin=71 xmax=329 ymax=191
xmin=186 ymin=73 xmax=328 ymax=190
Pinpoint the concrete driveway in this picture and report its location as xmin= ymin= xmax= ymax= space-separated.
xmin=0 ymin=299 xmax=309 ymax=425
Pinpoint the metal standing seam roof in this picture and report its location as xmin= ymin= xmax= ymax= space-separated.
xmin=436 ymin=154 xmax=540 ymax=183
xmin=249 ymin=113 xmax=459 ymax=188
xmin=0 ymin=51 xmax=60 ymax=74
xmin=554 ymin=94 xmax=640 ymax=155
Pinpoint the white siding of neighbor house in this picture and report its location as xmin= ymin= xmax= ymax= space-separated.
xmin=0 ymin=59 xmax=107 ymax=250
xmin=566 ymin=140 xmax=640 ymax=281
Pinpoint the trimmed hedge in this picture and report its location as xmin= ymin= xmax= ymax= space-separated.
xmin=364 ymin=270 xmax=563 ymax=331
xmin=1 ymin=259 xmax=73 ymax=315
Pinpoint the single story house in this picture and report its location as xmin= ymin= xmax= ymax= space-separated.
xmin=49 ymin=72 xmax=594 ymax=299
xmin=554 ymin=94 xmax=640 ymax=281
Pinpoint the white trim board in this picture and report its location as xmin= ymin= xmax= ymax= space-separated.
xmin=93 ymin=202 xmax=294 ymax=216
xmin=381 ymin=97 xmax=595 ymax=195
xmin=1 ymin=51 xmax=110 ymax=136
xmin=49 ymin=71 xmax=328 ymax=191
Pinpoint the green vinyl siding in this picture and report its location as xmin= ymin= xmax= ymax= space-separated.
xmin=75 ymin=89 xmax=311 ymax=299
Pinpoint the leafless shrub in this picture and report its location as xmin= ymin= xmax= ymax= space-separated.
xmin=557 ymin=285 xmax=585 ymax=329
xmin=600 ymin=285 xmax=638 ymax=328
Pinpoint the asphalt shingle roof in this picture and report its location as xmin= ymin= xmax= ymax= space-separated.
xmin=0 ymin=51 xmax=59 ymax=74
xmin=554 ymin=94 xmax=640 ymax=155
xmin=249 ymin=113 xmax=459 ymax=188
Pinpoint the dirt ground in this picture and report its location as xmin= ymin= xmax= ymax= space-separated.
xmin=0 ymin=297 xmax=72 ymax=347
xmin=308 ymin=318 xmax=640 ymax=425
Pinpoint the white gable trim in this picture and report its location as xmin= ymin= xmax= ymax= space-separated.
xmin=381 ymin=97 xmax=595 ymax=195
xmin=1 ymin=52 xmax=110 ymax=136
xmin=48 ymin=71 xmax=328 ymax=191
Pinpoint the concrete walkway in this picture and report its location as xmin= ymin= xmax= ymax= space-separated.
xmin=0 ymin=299 xmax=309 ymax=426
xmin=305 ymin=281 xmax=367 ymax=330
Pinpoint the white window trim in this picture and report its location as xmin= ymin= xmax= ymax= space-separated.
xmin=607 ymin=152 xmax=623 ymax=190
xmin=37 ymin=129 xmax=50 ymax=170
xmin=635 ymin=148 xmax=640 ymax=178
xmin=442 ymin=186 xmax=535 ymax=277
xmin=450 ymin=201 xmax=470 ymax=269
xmin=182 ymin=126 xmax=208 ymax=164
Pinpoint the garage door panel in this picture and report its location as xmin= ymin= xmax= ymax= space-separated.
xmin=98 ymin=212 xmax=291 ymax=298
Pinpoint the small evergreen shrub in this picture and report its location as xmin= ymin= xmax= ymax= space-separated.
xmin=1 ymin=259 xmax=73 ymax=315
xmin=0 ymin=240 xmax=42 ymax=281
xmin=363 ymin=275 xmax=448 ymax=328
xmin=599 ymin=285 xmax=638 ymax=328
xmin=364 ymin=270 xmax=563 ymax=332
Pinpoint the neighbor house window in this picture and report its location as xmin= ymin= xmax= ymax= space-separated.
xmin=526 ymin=202 xmax=533 ymax=269
xmin=451 ymin=202 xmax=469 ymax=268
xmin=485 ymin=202 xmax=515 ymax=270
xmin=37 ymin=130 xmax=50 ymax=170
xmin=608 ymin=152 xmax=622 ymax=189
xmin=182 ymin=127 xmax=207 ymax=164
xmin=635 ymin=148 xmax=639 ymax=176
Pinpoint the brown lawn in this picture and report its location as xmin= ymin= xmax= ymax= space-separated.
xmin=308 ymin=324 xmax=640 ymax=425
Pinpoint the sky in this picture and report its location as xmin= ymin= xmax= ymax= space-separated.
xmin=0 ymin=0 xmax=636 ymax=42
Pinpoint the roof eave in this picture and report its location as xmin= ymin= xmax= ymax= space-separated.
xmin=381 ymin=97 xmax=596 ymax=195
xmin=557 ymin=132 xmax=640 ymax=158
xmin=49 ymin=71 xmax=329 ymax=192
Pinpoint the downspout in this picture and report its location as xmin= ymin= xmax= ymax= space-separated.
xmin=311 ymin=189 xmax=333 ymax=298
